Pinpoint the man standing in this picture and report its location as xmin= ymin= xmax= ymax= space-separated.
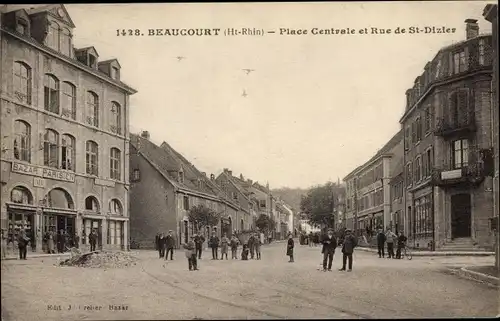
xmin=57 ymin=229 xmax=66 ymax=253
xmin=17 ymin=230 xmax=29 ymax=260
xmin=376 ymin=229 xmax=386 ymax=258
xmin=209 ymin=231 xmax=219 ymax=260
xmin=165 ymin=230 xmax=175 ymax=260
xmin=248 ymin=233 xmax=256 ymax=259
xmin=194 ymin=232 xmax=205 ymax=260
xmin=339 ymin=229 xmax=357 ymax=272
xmin=396 ymin=231 xmax=408 ymax=259
xmin=385 ymin=228 xmax=397 ymax=259
xmin=321 ymin=228 xmax=337 ymax=272
xmin=230 ymin=234 xmax=239 ymax=259
xmin=183 ymin=236 xmax=198 ymax=271
xmin=89 ymin=229 xmax=98 ymax=252
xmin=157 ymin=233 xmax=167 ymax=258
xmin=73 ymin=232 xmax=80 ymax=249
xmin=255 ymin=232 xmax=262 ymax=260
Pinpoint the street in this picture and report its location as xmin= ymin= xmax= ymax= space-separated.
xmin=1 ymin=241 xmax=498 ymax=320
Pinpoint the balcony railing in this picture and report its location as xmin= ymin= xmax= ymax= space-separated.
xmin=431 ymin=162 xmax=485 ymax=187
xmin=434 ymin=112 xmax=476 ymax=138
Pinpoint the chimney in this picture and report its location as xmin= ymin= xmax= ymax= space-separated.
xmin=141 ymin=131 xmax=150 ymax=140
xmin=228 ymin=170 xmax=233 ymax=176
xmin=240 ymin=174 xmax=244 ymax=180
xmin=247 ymin=179 xmax=253 ymax=185
xmin=465 ymin=19 xmax=479 ymax=40
xmin=202 ymin=172 xmax=206 ymax=177
xmin=210 ymin=174 xmax=215 ymax=181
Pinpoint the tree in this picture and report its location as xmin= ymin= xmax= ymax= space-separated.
xmin=188 ymin=204 xmax=220 ymax=232
xmin=255 ymin=214 xmax=276 ymax=233
xmin=300 ymin=182 xmax=337 ymax=229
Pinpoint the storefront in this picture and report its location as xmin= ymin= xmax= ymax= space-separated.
xmin=6 ymin=203 xmax=37 ymax=251
xmin=81 ymin=214 xmax=103 ymax=249
xmin=107 ymin=218 xmax=125 ymax=250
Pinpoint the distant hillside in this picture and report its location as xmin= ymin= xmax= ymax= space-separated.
xmin=271 ymin=187 xmax=309 ymax=212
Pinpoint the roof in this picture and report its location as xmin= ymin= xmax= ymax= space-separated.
xmin=343 ymin=129 xmax=403 ymax=181
xmin=6 ymin=4 xmax=77 ymax=28
xmin=75 ymin=46 xmax=99 ymax=57
xmin=389 ymin=156 xmax=404 ymax=179
xmin=99 ymin=59 xmax=121 ymax=68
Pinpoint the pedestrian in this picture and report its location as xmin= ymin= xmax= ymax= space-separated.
xmin=248 ymin=233 xmax=255 ymax=259
xmin=220 ymin=233 xmax=229 ymax=260
xmin=155 ymin=232 xmax=160 ymax=251
xmin=255 ymin=233 xmax=262 ymax=260
xmin=165 ymin=230 xmax=175 ymax=260
xmin=321 ymin=228 xmax=337 ymax=272
xmin=17 ymin=230 xmax=29 ymax=260
xmin=89 ymin=229 xmax=98 ymax=252
xmin=230 ymin=234 xmax=239 ymax=259
xmin=376 ymin=229 xmax=386 ymax=258
xmin=57 ymin=229 xmax=66 ymax=253
xmin=308 ymin=232 xmax=313 ymax=247
xmin=286 ymin=233 xmax=294 ymax=262
xmin=241 ymin=244 xmax=249 ymax=260
xmin=194 ymin=232 xmax=205 ymax=260
xmin=183 ymin=236 xmax=198 ymax=271
xmin=209 ymin=231 xmax=219 ymax=260
xmin=46 ymin=227 xmax=56 ymax=254
xmin=157 ymin=232 xmax=166 ymax=258
xmin=339 ymin=229 xmax=357 ymax=272
xmin=396 ymin=231 xmax=408 ymax=259
xmin=1 ymin=229 xmax=7 ymax=259
xmin=385 ymin=229 xmax=397 ymax=259
xmin=73 ymin=232 xmax=80 ymax=249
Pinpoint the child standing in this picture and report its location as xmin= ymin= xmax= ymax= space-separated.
xmin=286 ymin=233 xmax=294 ymax=263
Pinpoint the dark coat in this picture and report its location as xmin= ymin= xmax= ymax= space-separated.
xmin=166 ymin=235 xmax=175 ymax=248
xmin=321 ymin=235 xmax=337 ymax=254
xmin=286 ymin=238 xmax=294 ymax=256
xmin=376 ymin=232 xmax=386 ymax=245
xmin=397 ymin=235 xmax=408 ymax=247
xmin=89 ymin=232 xmax=98 ymax=244
xmin=194 ymin=235 xmax=205 ymax=248
xmin=342 ymin=234 xmax=357 ymax=254
xmin=209 ymin=236 xmax=219 ymax=248
xmin=157 ymin=236 xmax=167 ymax=249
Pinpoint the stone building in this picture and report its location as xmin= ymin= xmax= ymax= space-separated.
xmin=0 ymin=5 xmax=136 ymax=252
xmin=399 ymin=19 xmax=495 ymax=251
xmin=343 ymin=130 xmax=403 ymax=235
xmin=129 ymin=132 xmax=240 ymax=249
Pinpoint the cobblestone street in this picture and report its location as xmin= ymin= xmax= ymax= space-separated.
xmin=1 ymin=242 xmax=498 ymax=320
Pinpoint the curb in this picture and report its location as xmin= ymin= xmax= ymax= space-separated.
xmin=450 ymin=266 xmax=500 ymax=288
xmin=1 ymin=253 xmax=72 ymax=261
xmin=356 ymin=247 xmax=495 ymax=257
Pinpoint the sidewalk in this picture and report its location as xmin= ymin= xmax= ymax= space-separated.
xmin=452 ymin=265 xmax=499 ymax=288
xmin=356 ymin=247 xmax=495 ymax=257
xmin=2 ymin=252 xmax=72 ymax=261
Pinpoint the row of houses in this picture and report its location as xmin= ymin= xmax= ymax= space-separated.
xmin=0 ymin=4 xmax=295 ymax=252
xmin=342 ymin=12 xmax=499 ymax=252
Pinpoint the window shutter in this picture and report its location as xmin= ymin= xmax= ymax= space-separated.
xmin=448 ymin=52 xmax=454 ymax=75
xmin=464 ymin=46 xmax=469 ymax=71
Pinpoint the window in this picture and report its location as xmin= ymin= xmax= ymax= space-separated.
xmin=47 ymin=21 xmax=60 ymax=50
xmin=107 ymin=221 xmax=123 ymax=245
xmin=453 ymin=50 xmax=467 ymax=74
xmin=415 ymin=117 xmax=422 ymax=142
xmin=406 ymin=162 xmax=412 ymax=187
xmin=110 ymin=199 xmax=123 ymax=215
xmin=61 ymin=82 xmax=76 ymax=120
xmin=111 ymin=66 xmax=120 ymax=80
xmin=435 ymin=59 xmax=441 ymax=79
xmin=415 ymin=156 xmax=422 ymax=182
xmin=16 ymin=20 xmax=28 ymax=35
xmin=232 ymin=192 xmax=238 ymax=200
xmin=61 ymin=134 xmax=75 ymax=171
xmin=450 ymin=90 xmax=470 ymax=125
xmin=110 ymin=148 xmax=121 ymax=180
xmin=60 ymin=28 xmax=72 ymax=57
xmin=43 ymin=129 xmax=59 ymax=168
xmin=414 ymin=195 xmax=432 ymax=237
xmin=404 ymin=126 xmax=410 ymax=150
xmin=179 ymin=170 xmax=185 ymax=184
xmin=424 ymin=106 xmax=432 ymax=133
xmin=44 ymin=74 xmax=59 ymax=113
xmin=479 ymin=39 xmax=485 ymax=66
xmin=89 ymin=55 xmax=97 ymax=69
xmin=85 ymin=141 xmax=99 ymax=175
xmin=259 ymin=199 xmax=266 ymax=208
xmin=110 ymin=102 xmax=121 ymax=134
xmin=85 ymin=196 xmax=99 ymax=212
xmin=13 ymin=120 xmax=31 ymax=162
xmin=86 ymin=91 xmax=99 ymax=127
xmin=11 ymin=186 xmax=32 ymax=204
xmin=13 ymin=62 xmax=31 ymax=104
xmin=411 ymin=122 xmax=416 ymax=145
xmin=183 ymin=196 xmax=189 ymax=210
xmin=132 ymin=169 xmax=140 ymax=182
xmin=452 ymin=139 xmax=468 ymax=169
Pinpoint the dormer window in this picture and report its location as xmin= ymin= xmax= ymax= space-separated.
xmin=89 ymin=55 xmax=97 ymax=69
xmin=47 ymin=21 xmax=60 ymax=50
xmin=111 ymin=66 xmax=120 ymax=80
xmin=179 ymin=170 xmax=185 ymax=184
xmin=16 ymin=20 xmax=28 ymax=35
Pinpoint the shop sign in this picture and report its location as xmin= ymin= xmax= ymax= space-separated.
xmin=94 ymin=178 xmax=115 ymax=187
xmin=441 ymin=169 xmax=462 ymax=180
xmin=11 ymin=162 xmax=75 ymax=182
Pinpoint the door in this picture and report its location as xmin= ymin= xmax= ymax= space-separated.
xmin=451 ymin=193 xmax=472 ymax=238
xmin=183 ymin=221 xmax=188 ymax=243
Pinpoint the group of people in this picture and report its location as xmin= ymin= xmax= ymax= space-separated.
xmin=180 ymin=231 xmax=264 ymax=271
xmin=155 ymin=231 xmax=176 ymax=260
xmin=376 ymin=228 xmax=408 ymax=259
xmin=319 ymin=228 xmax=358 ymax=272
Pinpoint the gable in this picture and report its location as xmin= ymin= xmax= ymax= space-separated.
xmin=47 ymin=4 xmax=75 ymax=28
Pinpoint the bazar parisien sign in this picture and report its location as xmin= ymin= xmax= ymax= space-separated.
xmin=11 ymin=162 xmax=75 ymax=182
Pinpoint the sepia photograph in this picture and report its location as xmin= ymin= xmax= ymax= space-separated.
xmin=0 ymin=1 xmax=499 ymax=320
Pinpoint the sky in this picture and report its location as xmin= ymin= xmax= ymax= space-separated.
xmin=64 ymin=1 xmax=493 ymax=189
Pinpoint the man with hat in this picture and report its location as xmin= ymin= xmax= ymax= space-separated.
xmin=165 ymin=230 xmax=175 ymax=260
xmin=183 ymin=235 xmax=198 ymax=271
xmin=321 ymin=228 xmax=337 ymax=272
xmin=339 ymin=229 xmax=357 ymax=272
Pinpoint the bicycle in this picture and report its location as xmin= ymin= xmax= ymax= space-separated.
xmin=401 ymin=245 xmax=412 ymax=260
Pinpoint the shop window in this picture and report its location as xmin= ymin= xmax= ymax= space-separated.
xmin=11 ymin=186 xmax=33 ymax=204
xmin=85 ymin=196 xmax=100 ymax=212
xmin=13 ymin=61 xmax=31 ymax=104
xmin=43 ymin=129 xmax=59 ymax=168
xmin=61 ymin=134 xmax=75 ymax=171
xmin=85 ymin=140 xmax=99 ymax=175
xmin=13 ymin=120 xmax=31 ymax=162
xmin=44 ymin=74 xmax=59 ymax=114
xmin=110 ymin=199 xmax=123 ymax=215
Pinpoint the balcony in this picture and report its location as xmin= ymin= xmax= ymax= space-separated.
xmin=434 ymin=113 xmax=476 ymax=138
xmin=431 ymin=162 xmax=486 ymax=187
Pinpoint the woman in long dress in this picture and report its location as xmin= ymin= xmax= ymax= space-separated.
xmin=286 ymin=233 xmax=294 ymax=262
xmin=220 ymin=233 xmax=229 ymax=260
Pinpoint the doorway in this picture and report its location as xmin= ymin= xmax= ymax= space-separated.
xmin=184 ymin=221 xmax=188 ymax=243
xmin=451 ymin=193 xmax=472 ymax=238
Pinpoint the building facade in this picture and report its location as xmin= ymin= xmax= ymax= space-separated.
xmin=343 ymin=130 xmax=403 ymax=235
xmin=129 ymin=132 xmax=240 ymax=249
xmin=400 ymin=19 xmax=495 ymax=250
xmin=0 ymin=5 xmax=136 ymax=252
